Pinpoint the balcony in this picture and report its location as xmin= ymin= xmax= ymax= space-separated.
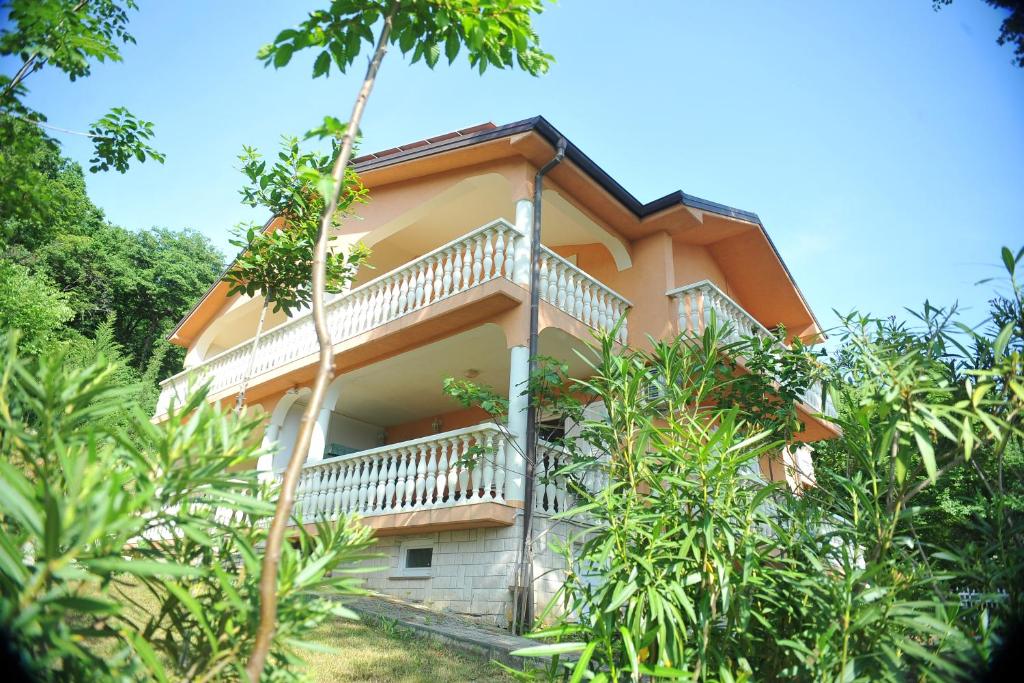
xmin=286 ymin=423 xmax=516 ymax=534
xmin=156 ymin=219 xmax=631 ymax=417
xmin=667 ymin=280 xmax=837 ymax=419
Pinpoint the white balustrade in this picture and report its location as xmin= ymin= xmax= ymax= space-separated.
xmin=156 ymin=219 xmax=523 ymax=415
xmin=282 ymin=423 xmax=511 ymax=523
xmin=534 ymin=442 xmax=573 ymax=515
xmin=537 ymin=248 xmax=630 ymax=344
xmin=667 ymin=280 xmax=837 ymax=419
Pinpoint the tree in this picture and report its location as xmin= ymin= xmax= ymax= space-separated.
xmin=0 ymin=0 xmax=164 ymax=221
xmin=223 ymin=136 xmax=369 ymax=410
xmin=934 ymin=0 xmax=1024 ymax=67
xmin=0 ymin=258 xmax=74 ymax=355
xmin=244 ymin=2 xmax=554 ymax=676
xmin=0 ymin=114 xmax=105 ymax=248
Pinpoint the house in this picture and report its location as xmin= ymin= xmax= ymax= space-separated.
xmin=157 ymin=116 xmax=838 ymax=626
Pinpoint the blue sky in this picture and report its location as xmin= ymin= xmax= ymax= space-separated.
xmin=10 ymin=0 xmax=1024 ymax=333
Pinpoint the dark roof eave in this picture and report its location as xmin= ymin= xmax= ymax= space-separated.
xmin=353 ymin=115 xmax=764 ymax=224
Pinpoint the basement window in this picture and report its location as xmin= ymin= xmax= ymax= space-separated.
xmin=397 ymin=540 xmax=434 ymax=578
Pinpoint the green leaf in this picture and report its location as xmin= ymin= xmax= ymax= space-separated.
xmin=1001 ymin=245 xmax=1015 ymax=275
xmin=445 ymin=31 xmax=460 ymax=63
xmin=83 ymin=558 xmax=203 ymax=578
xmin=912 ymin=423 xmax=937 ymax=481
xmin=313 ymin=50 xmax=331 ymax=78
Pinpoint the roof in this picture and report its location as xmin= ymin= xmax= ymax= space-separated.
xmin=352 ymin=115 xmax=762 ymax=223
xmin=168 ymin=115 xmax=820 ymax=343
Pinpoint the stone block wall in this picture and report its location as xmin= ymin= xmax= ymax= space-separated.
xmin=353 ymin=510 xmax=591 ymax=627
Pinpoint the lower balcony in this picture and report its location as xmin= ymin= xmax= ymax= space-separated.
xmin=284 ymin=423 xmax=518 ymax=535
xmin=667 ymin=280 xmax=838 ymax=420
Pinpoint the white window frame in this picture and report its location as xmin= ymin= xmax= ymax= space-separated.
xmin=396 ymin=539 xmax=435 ymax=578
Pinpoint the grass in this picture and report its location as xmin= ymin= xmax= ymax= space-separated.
xmin=303 ymin=616 xmax=515 ymax=683
xmin=85 ymin=578 xmax=514 ymax=682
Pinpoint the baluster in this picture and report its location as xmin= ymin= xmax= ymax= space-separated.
xmin=423 ymin=257 xmax=435 ymax=305
xmin=384 ymin=453 xmax=397 ymax=512
xmin=355 ymin=459 xmax=368 ymax=513
xmin=461 ymin=242 xmax=472 ymax=290
xmin=493 ymin=230 xmax=505 ymax=281
xmin=355 ymin=292 xmax=369 ymax=335
xmin=538 ymin=256 xmax=550 ymax=302
xmin=482 ymin=229 xmax=494 ymax=279
xmin=556 ymin=267 xmax=568 ymax=309
xmin=365 ymin=457 xmax=378 ymax=513
xmin=387 ymin=276 xmax=400 ymax=320
xmin=414 ymin=266 xmax=426 ymax=308
xmin=573 ymin=277 xmax=585 ymax=318
xmin=314 ymin=468 xmax=328 ymax=521
xmin=446 ymin=438 xmax=459 ymax=502
xmin=293 ymin=471 xmax=307 ymax=519
xmin=338 ymin=462 xmax=352 ymax=513
xmin=471 ymin=236 xmax=484 ymax=285
xmin=493 ymin=434 xmax=507 ymax=503
xmin=700 ymin=286 xmax=712 ymax=333
xmin=413 ymin=444 xmax=427 ymax=509
xmin=431 ymin=255 xmax=444 ymax=301
xmin=547 ymin=260 xmax=559 ymax=303
xmin=436 ymin=441 xmax=449 ymax=504
xmin=582 ymin=282 xmax=593 ymax=325
xmin=457 ymin=437 xmax=470 ymax=501
xmin=378 ymin=279 xmax=392 ymax=325
xmin=554 ymin=455 xmax=567 ymax=512
xmin=481 ymin=433 xmax=495 ymax=500
xmin=545 ymin=453 xmax=557 ymax=512
xmin=619 ymin=308 xmax=629 ymax=344
xmin=401 ymin=270 xmax=413 ymax=317
xmin=441 ymin=249 xmax=453 ymax=297
xmin=395 ymin=449 xmax=408 ymax=510
xmin=373 ymin=454 xmax=386 ymax=514
xmin=452 ymin=247 xmax=464 ymax=293
xmin=403 ymin=449 xmax=417 ymax=510
xmin=328 ymin=464 xmax=343 ymax=519
xmin=504 ymin=229 xmax=516 ymax=278
xmin=465 ymin=435 xmax=479 ymax=502
xmin=425 ymin=443 xmax=437 ymax=507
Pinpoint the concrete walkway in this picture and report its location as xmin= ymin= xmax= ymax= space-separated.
xmin=340 ymin=594 xmax=539 ymax=669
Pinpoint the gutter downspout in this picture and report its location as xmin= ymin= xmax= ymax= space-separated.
xmin=514 ymin=138 xmax=567 ymax=632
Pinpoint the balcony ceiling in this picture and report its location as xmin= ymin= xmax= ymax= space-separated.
xmin=323 ymin=323 xmax=595 ymax=428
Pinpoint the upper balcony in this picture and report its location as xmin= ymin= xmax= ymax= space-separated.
xmin=155 ymin=219 xmax=631 ymax=418
xmin=666 ymin=280 xmax=837 ymax=423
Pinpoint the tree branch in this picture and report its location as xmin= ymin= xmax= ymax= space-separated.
xmin=244 ymin=4 xmax=398 ymax=679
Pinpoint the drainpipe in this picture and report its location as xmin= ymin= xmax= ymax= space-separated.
xmin=514 ymin=138 xmax=567 ymax=632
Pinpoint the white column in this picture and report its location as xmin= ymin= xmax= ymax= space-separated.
xmin=307 ymin=406 xmax=331 ymax=463
xmin=506 ymin=344 xmax=530 ymax=502
xmin=256 ymin=423 xmax=280 ymax=480
xmin=512 ymin=198 xmax=533 ymax=287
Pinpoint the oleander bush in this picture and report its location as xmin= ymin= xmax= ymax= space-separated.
xmin=502 ymin=248 xmax=1024 ymax=681
xmin=0 ymin=336 xmax=374 ymax=681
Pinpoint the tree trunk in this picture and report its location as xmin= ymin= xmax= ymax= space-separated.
xmin=244 ymin=7 xmax=397 ymax=679
xmin=235 ymin=296 xmax=271 ymax=412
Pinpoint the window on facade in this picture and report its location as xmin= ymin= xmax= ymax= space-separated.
xmin=405 ymin=547 xmax=433 ymax=569
xmin=537 ymin=417 xmax=565 ymax=442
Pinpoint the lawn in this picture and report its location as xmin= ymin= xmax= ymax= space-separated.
xmin=304 ymin=617 xmax=515 ymax=683
xmin=89 ymin=578 xmax=513 ymax=682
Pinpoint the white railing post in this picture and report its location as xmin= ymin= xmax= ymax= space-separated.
xmin=512 ymin=198 xmax=533 ymax=286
